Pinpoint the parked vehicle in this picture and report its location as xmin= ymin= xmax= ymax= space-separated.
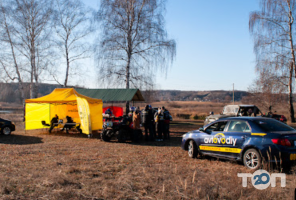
xmin=204 ymin=105 xmax=261 ymax=125
xmin=204 ymin=104 xmax=287 ymax=125
xmin=101 ymin=115 xmax=142 ymax=142
xmin=182 ymin=117 xmax=296 ymax=170
xmin=262 ymin=112 xmax=287 ymax=124
xmin=0 ymin=118 xmax=15 ymax=135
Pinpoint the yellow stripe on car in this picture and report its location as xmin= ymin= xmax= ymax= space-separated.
xmin=200 ymin=146 xmax=241 ymax=153
xmin=251 ymin=133 xmax=266 ymax=136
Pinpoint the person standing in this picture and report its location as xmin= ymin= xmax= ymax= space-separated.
xmin=132 ymin=108 xmax=141 ymax=142
xmin=162 ymin=106 xmax=170 ymax=140
xmin=142 ymin=105 xmax=154 ymax=141
xmin=154 ymin=108 xmax=164 ymax=141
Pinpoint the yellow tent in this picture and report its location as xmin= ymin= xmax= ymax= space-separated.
xmin=25 ymin=88 xmax=103 ymax=135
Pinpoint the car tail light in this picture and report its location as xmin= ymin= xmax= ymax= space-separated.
xmin=272 ymin=138 xmax=292 ymax=146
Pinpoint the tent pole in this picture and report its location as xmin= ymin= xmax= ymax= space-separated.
xmin=24 ymin=103 xmax=26 ymax=134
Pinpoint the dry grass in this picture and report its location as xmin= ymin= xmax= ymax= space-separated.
xmin=129 ymin=101 xmax=296 ymax=122
xmin=0 ymin=102 xmax=296 ymax=199
xmin=0 ymin=119 xmax=294 ymax=199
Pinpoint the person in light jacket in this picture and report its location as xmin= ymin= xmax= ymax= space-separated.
xmin=132 ymin=108 xmax=141 ymax=142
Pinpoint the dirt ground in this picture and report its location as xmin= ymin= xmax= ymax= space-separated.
xmin=0 ymin=120 xmax=295 ymax=200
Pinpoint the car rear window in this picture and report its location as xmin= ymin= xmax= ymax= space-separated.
xmin=253 ymin=119 xmax=294 ymax=132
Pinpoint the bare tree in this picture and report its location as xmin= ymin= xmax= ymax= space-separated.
xmin=54 ymin=0 xmax=93 ymax=87
xmin=97 ymin=0 xmax=176 ymax=113
xmin=0 ymin=1 xmax=26 ymax=103
xmin=245 ymin=69 xmax=288 ymax=113
xmin=5 ymin=0 xmax=54 ymax=98
xmin=250 ymin=0 xmax=296 ymax=122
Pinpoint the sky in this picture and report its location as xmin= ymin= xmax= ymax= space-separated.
xmin=82 ymin=0 xmax=260 ymax=91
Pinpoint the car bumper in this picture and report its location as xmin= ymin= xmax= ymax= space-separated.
xmin=11 ymin=124 xmax=15 ymax=131
xmin=181 ymin=137 xmax=189 ymax=150
xmin=261 ymin=147 xmax=296 ymax=164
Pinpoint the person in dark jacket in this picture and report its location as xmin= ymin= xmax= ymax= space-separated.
xmin=49 ymin=114 xmax=59 ymax=133
xmin=105 ymin=108 xmax=112 ymax=116
xmin=162 ymin=106 xmax=170 ymax=140
xmin=61 ymin=116 xmax=74 ymax=134
xmin=142 ymin=104 xmax=154 ymax=141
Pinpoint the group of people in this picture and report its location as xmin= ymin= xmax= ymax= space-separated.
xmin=129 ymin=105 xmax=171 ymax=142
xmin=49 ymin=115 xmax=82 ymax=134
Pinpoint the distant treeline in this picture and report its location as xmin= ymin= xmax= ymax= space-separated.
xmin=0 ymin=83 xmax=62 ymax=104
xmin=0 ymin=82 xmax=252 ymax=104
xmin=154 ymin=90 xmax=250 ymax=102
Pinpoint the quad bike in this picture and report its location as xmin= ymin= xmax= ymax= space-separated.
xmin=101 ymin=115 xmax=142 ymax=142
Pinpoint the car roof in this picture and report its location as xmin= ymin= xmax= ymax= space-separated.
xmin=219 ymin=117 xmax=273 ymax=121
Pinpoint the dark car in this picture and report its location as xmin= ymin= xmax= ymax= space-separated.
xmin=0 ymin=118 xmax=15 ymax=135
xmin=182 ymin=117 xmax=296 ymax=170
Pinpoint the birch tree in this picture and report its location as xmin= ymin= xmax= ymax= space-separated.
xmin=250 ymin=0 xmax=296 ymax=122
xmin=0 ymin=1 xmax=25 ymax=103
xmin=54 ymin=0 xmax=93 ymax=87
xmin=9 ymin=0 xmax=53 ymax=98
xmin=97 ymin=0 xmax=176 ymax=113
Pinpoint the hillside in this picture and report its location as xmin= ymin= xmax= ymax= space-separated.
xmin=0 ymin=82 xmax=248 ymax=104
xmin=153 ymin=90 xmax=249 ymax=102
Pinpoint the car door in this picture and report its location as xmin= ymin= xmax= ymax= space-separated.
xmin=223 ymin=120 xmax=252 ymax=158
xmin=199 ymin=121 xmax=229 ymax=157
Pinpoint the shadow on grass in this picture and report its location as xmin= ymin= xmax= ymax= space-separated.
xmin=0 ymin=134 xmax=43 ymax=145
xmin=38 ymin=130 xmax=100 ymax=139
xmin=103 ymin=136 xmax=183 ymax=147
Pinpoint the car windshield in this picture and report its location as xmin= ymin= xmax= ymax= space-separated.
xmin=222 ymin=106 xmax=239 ymax=114
xmin=253 ymin=119 xmax=294 ymax=132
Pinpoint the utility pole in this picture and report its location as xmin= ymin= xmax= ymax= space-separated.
xmin=233 ymin=83 xmax=234 ymax=105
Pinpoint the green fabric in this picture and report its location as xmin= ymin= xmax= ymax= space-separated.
xmin=75 ymin=88 xmax=145 ymax=102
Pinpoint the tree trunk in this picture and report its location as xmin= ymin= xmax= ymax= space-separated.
xmin=289 ymin=63 xmax=295 ymax=122
xmin=64 ymin=39 xmax=70 ymax=87
xmin=3 ymin=12 xmax=25 ymax=103
xmin=125 ymin=53 xmax=131 ymax=114
xmin=30 ymin=39 xmax=37 ymax=98
xmin=288 ymin=5 xmax=295 ymax=122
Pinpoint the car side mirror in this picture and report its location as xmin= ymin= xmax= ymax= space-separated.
xmin=199 ymin=127 xmax=205 ymax=132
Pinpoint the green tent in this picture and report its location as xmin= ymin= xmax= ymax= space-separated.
xmin=75 ymin=88 xmax=145 ymax=102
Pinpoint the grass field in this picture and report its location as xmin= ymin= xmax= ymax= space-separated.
xmin=0 ymin=119 xmax=295 ymax=199
xmin=106 ymin=101 xmax=293 ymax=121
xmin=1 ymin=101 xmax=296 ymax=199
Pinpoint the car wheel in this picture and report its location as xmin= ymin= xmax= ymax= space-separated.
xmin=243 ymin=149 xmax=262 ymax=170
xmin=188 ymin=140 xmax=198 ymax=158
xmin=2 ymin=126 xmax=11 ymax=135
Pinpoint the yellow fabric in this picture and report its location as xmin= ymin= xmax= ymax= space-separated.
xmin=89 ymin=103 xmax=103 ymax=130
xmin=25 ymin=88 xmax=103 ymax=132
xmin=50 ymin=104 xmax=80 ymax=123
xmin=77 ymin=97 xmax=91 ymax=135
xmin=25 ymin=88 xmax=102 ymax=104
xmin=25 ymin=103 xmax=50 ymax=130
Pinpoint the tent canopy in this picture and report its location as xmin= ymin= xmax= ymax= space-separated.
xmin=25 ymin=88 xmax=102 ymax=104
xmin=75 ymin=88 xmax=145 ymax=102
xmin=25 ymin=88 xmax=103 ymax=134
